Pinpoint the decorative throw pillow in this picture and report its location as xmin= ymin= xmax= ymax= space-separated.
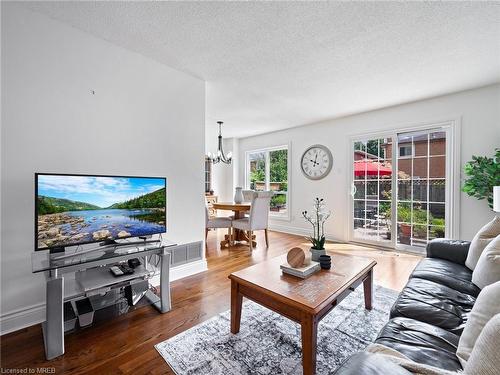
xmin=366 ymin=344 xmax=458 ymax=375
xmin=463 ymin=313 xmax=500 ymax=375
xmin=456 ymin=281 xmax=500 ymax=367
xmin=465 ymin=216 xmax=500 ymax=270
xmin=472 ymin=235 xmax=500 ymax=289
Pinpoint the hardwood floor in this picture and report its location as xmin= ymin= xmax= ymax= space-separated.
xmin=0 ymin=230 xmax=421 ymax=374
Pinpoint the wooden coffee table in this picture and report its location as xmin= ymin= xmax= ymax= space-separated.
xmin=229 ymin=252 xmax=377 ymax=375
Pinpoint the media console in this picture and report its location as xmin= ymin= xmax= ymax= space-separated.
xmin=32 ymin=240 xmax=178 ymax=360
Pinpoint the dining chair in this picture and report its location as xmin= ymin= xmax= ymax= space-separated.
xmin=205 ymin=204 xmax=232 ymax=243
xmin=230 ymin=189 xmax=255 ymax=220
xmin=242 ymin=189 xmax=255 ymax=202
xmin=232 ymin=191 xmax=273 ymax=250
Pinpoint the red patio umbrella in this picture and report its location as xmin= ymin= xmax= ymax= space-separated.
xmin=354 ymin=160 xmax=392 ymax=176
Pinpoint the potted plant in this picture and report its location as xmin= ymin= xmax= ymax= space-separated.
xmin=302 ymin=198 xmax=331 ymax=261
xmin=462 ymin=148 xmax=500 ymax=209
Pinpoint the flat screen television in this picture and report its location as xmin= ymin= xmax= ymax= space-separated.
xmin=35 ymin=173 xmax=166 ymax=251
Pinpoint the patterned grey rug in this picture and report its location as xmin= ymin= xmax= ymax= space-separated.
xmin=155 ymin=284 xmax=398 ymax=374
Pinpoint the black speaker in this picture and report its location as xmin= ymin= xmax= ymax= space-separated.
xmin=127 ymin=258 xmax=141 ymax=268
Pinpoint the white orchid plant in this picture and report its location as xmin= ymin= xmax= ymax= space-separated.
xmin=302 ymin=198 xmax=331 ymax=250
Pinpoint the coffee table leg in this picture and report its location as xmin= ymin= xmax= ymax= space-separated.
xmin=230 ymin=280 xmax=243 ymax=334
xmin=301 ymin=313 xmax=318 ymax=375
xmin=363 ymin=269 xmax=373 ymax=310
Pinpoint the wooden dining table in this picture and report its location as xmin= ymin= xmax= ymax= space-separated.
xmin=212 ymin=202 xmax=256 ymax=248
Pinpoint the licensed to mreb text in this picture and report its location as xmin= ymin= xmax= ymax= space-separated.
xmin=1 ymin=368 xmax=56 ymax=374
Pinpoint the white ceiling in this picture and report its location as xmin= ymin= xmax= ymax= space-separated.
xmin=22 ymin=1 xmax=500 ymax=138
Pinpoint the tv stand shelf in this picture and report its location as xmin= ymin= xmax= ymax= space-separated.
xmin=33 ymin=241 xmax=177 ymax=360
xmin=76 ymin=264 xmax=153 ymax=292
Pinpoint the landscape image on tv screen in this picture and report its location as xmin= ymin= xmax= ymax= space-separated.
xmin=36 ymin=174 xmax=166 ymax=250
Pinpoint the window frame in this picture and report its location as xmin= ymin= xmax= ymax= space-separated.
xmin=245 ymin=144 xmax=291 ymax=220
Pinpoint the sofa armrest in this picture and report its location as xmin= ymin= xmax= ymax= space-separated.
xmin=426 ymin=239 xmax=471 ymax=265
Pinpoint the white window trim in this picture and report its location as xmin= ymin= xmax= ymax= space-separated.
xmin=245 ymin=143 xmax=291 ymax=220
xmin=347 ymin=118 xmax=461 ymax=254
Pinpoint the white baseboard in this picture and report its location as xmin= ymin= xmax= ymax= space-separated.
xmin=269 ymin=223 xmax=345 ymax=243
xmin=0 ymin=302 xmax=46 ymax=336
xmin=171 ymin=258 xmax=208 ymax=281
xmin=0 ymin=259 xmax=208 ymax=336
xmin=149 ymin=258 xmax=208 ymax=286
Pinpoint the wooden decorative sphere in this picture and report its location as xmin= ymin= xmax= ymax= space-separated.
xmin=287 ymin=247 xmax=305 ymax=268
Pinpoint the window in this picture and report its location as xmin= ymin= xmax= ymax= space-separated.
xmin=351 ymin=124 xmax=453 ymax=253
xmin=398 ymin=144 xmax=413 ymax=158
xmin=246 ymin=145 xmax=289 ymax=217
xmin=204 ymin=157 xmax=212 ymax=193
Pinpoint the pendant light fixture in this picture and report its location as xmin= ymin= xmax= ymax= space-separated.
xmin=207 ymin=121 xmax=232 ymax=165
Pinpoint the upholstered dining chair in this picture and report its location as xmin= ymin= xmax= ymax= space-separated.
xmin=230 ymin=189 xmax=255 ymax=220
xmin=205 ymin=204 xmax=232 ymax=242
xmin=232 ymin=191 xmax=273 ymax=250
xmin=242 ymin=189 xmax=255 ymax=202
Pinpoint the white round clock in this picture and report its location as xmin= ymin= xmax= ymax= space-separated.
xmin=300 ymin=145 xmax=333 ymax=180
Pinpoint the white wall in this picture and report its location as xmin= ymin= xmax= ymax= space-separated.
xmin=237 ymin=84 xmax=500 ymax=242
xmin=205 ymin=121 xmax=237 ymax=202
xmin=1 ymin=5 xmax=206 ymax=333
xmin=216 ymin=138 xmax=239 ymax=202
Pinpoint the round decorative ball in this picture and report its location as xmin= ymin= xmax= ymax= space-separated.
xmin=287 ymin=247 xmax=305 ymax=268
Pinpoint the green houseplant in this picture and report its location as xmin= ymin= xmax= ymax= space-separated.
xmin=462 ymin=148 xmax=500 ymax=209
xmin=302 ymin=198 xmax=331 ymax=261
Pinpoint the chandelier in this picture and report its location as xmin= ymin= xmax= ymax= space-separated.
xmin=207 ymin=121 xmax=232 ymax=164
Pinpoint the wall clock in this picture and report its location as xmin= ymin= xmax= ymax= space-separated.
xmin=300 ymin=144 xmax=333 ymax=180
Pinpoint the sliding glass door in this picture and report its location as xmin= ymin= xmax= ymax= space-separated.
xmin=396 ymin=130 xmax=447 ymax=249
xmin=351 ymin=126 xmax=450 ymax=252
xmin=352 ymin=138 xmax=393 ymax=246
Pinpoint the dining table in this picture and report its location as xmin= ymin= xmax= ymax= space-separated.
xmin=211 ymin=202 xmax=256 ymax=248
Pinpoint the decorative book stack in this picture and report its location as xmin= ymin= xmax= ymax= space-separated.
xmin=281 ymin=260 xmax=320 ymax=279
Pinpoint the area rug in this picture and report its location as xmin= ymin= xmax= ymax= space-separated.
xmin=155 ymin=284 xmax=398 ymax=374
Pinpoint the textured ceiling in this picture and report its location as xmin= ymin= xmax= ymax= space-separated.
xmin=21 ymin=1 xmax=500 ymax=138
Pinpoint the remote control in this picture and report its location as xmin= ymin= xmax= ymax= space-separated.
xmin=119 ymin=265 xmax=135 ymax=275
xmin=110 ymin=266 xmax=124 ymax=276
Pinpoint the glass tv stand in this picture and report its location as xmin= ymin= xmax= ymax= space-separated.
xmin=32 ymin=240 xmax=176 ymax=360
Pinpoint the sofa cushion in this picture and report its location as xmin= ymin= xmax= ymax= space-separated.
xmin=375 ymin=317 xmax=462 ymax=371
xmin=472 ymin=235 xmax=500 ymax=289
xmin=465 ymin=216 xmax=500 ymax=270
xmin=457 ymin=281 xmax=500 ymax=367
xmin=411 ymin=258 xmax=480 ymax=297
xmin=390 ymin=278 xmax=476 ymax=334
xmin=463 ymin=313 xmax=500 ymax=375
xmin=333 ymin=352 xmax=412 ymax=375
xmin=426 ymin=238 xmax=470 ymax=265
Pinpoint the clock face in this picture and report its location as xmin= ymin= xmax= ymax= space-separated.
xmin=301 ymin=145 xmax=333 ymax=180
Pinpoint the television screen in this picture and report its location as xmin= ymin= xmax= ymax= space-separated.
xmin=35 ymin=173 xmax=166 ymax=251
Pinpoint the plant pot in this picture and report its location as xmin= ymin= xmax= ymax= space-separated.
xmin=399 ymin=223 xmax=411 ymax=244
xmin=400 ymin=223 xmax=411 ymax=237
xmin=310 ymin=248 xmax=326 ymax=262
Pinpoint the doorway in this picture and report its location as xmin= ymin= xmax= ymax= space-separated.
xmin=351 ymin=125 xmax=453 ymax=253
